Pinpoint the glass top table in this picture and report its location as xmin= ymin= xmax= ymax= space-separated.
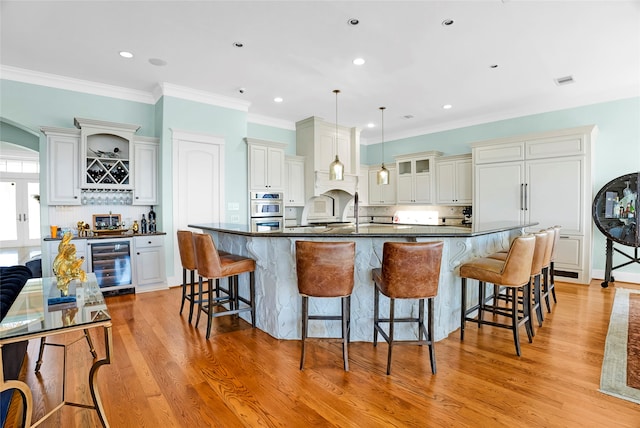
xmin=0 ymin=273 xmax=113 ymax=427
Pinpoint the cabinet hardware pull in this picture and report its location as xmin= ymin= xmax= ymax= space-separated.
xmin=524 ymin=183 xmax=528 ymax=210
xmin=520 ymin=183 xmax=524 ymax=210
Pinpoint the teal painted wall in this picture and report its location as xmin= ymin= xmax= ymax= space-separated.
xmin=247 ymin=122 xmax=296 ymax=155
xmin=0 ymin=120 xmax=39 ymax=150
xmin=0 ymin=80 xmax=155 ymax=135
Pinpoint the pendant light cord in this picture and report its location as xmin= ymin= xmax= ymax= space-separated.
xmin=380 ymin=106 xmax=386 ymax=164
xmin=334 ymin=89 xmax=340 ymax=149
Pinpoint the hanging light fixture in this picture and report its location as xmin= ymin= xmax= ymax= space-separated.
xmin=377 ymin=106 xmax=389 ymax=185
xmin=329 ymin=89 xmax=345 ymax=181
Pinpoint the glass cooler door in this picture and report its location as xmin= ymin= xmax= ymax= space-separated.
xmin=88 ymin=239 xmax=133 ymax=290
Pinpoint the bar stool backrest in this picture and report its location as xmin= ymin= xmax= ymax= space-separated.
xmin=177 ymin=230 xmax=197 ymax=271
xmin=540 ymin=228 xmax=555 ymax=268
xmin=500 ymin=235 xmax=536 ymax=286
xmin=295 ymin=241 xmax=355 ymax=298
xmin=380 ymin=241 xmax=444 ymax=299
xmin=193 ymin=233 xmax=223 ymax=279
xmin=531 ymin=231 xmax=550 ymax=276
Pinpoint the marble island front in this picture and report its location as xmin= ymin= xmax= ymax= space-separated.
xmin=189 ymin=222 xmax=537 ymax=343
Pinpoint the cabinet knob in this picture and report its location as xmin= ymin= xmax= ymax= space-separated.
xmin=137 ymin=252 xmax=140 ymax=255
xmin=148 ymin=241 xmax=152 ymax=244
xmin=135 ymin=196 xmax=139 ymax=199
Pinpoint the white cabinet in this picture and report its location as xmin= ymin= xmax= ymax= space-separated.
xmin=75 ymin=117 xmax=140 ymax=190
xmin=41 ymin=127 xmax=81 ymax=205
xmin=368 ymin=166 xmax=397 ymax=205
xmin=246 ymin=138 xmax=286 ymax=191
xmin=436 ymin=155 xmax=472 ymax=205
xmin=134 ymin=235 xmax=166 ymax=291
xmin=395 ymin=151 xmax=442 ymax=204
xmin=285 ymin=156 xmax=305 ymax=206
xmin=472 ymin=125 xmax=597 ymax=283
xmin=296 ymin=116 xmax=361 ymax=197
xmin=133 ymin=138 xmax=159 ymax=205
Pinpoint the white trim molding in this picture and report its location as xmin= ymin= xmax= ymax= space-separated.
xmin=1 ymin=65 xmax=155 ymax=104
xmin=247 ymin=113 xmax=295 ymax=131
xmin=157 ymin=83 xmax=251 ymax=112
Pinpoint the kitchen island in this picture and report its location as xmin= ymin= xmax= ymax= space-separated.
xmin=188 ymin=222 xmax=537 ymax=342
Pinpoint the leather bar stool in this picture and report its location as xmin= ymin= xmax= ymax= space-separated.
xmin=372 ymin=241 xmax=444 ymax=375
xmin=177 ymin=230 xmax=232 ymax=323
xmin=193 ymin=233 xmax=256 ymax=339
xmin=459 ymin=234 xmax=535 ymax=356
xmin=295 ymin=241 xmax=355 ymax=371
xmin=488 ymin=230 xmax=550 ymax=328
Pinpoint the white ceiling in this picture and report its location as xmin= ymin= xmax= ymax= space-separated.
xmin=1 ymin=0 xmax=639 ymax=142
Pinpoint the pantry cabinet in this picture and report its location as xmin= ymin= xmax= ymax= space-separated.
xmin=472 ymin=125 xmax=597 ymax=283
xmin=246 ymin=138 xmax=286 ymax=191
xmin=285 ymin=155 xmax=305 ymax=206
xmin=395 ymin=151 xmax=442 ymax=204
xmin=435 ymin=154 xmax=472 ymax=205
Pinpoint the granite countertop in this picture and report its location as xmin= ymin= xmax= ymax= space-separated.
xmin=43 ymin=232 xmax=166 ymax=241
xmin=189 ymin=222 xmax=538 ymax=238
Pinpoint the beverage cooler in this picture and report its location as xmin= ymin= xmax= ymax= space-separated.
xmin=87 ymin=238 xmax=134 ymax=294
xmin=592 ymin=172 xmax=639 ymax=288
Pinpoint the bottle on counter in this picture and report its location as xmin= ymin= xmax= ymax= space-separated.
xmin=148 ymin=206 xmax=156 ymax=233
xmin=141 ymin=214 xmax=147 ymax=234
xmin=132 ymin=220 xmax=139 ymax=234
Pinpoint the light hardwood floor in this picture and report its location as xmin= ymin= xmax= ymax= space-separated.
xmin=7 ymin=279 xmax=640 ymax=427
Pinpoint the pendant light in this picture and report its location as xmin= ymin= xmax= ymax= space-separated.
xmin=376 ymin=106 xmax=389 ymax=185
xmin=329 ymin=89 xmax=345 ymax=181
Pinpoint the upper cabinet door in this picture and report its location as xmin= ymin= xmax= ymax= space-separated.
xmin=246 ymin=139 xmax=287 ymax=192
xmin=43 ymin=129 xmax=81 ymax=205
xmin=133 ymin=139 xmax=159 ymax=205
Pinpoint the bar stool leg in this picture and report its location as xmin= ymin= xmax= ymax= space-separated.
xmin=523 ymin=282 xmax=534 ymax=343
xmin=373 ymin=286 xmax=380 ymax=345
xmin=180 ymin=268 xmax=187 ymax=315
xmin=206 ymin=279 xmax=214 ymax=339
xmin=341 ymin=296 xmax=350 ymax=371
xmin=427 ymin=298 xmax=436 ymax=374
xmin=511 ymin=288 xmax=521 ymax=357
xmin=195 ymin=276 xmax=204 ymax=328
xmin=533 ymin=275 xmax=544 ymax=326
xmin=300 ymin=296 xmax=308 ymax=370
xmin=478 ymin=281 xmax=485 ymax=328
xmin=386 ymin=298 xmax=395 ymax=375
xmin=460 ymin=278 xmax=467 ymax=341
xmin=250 ymin=271 xmax=256 ymax=328
xmin=188 ymin=270 xmax=196 ymax=323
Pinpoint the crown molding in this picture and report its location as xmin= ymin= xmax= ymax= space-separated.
xmin=0 ymin=65 xmax=155 ymax=104
xmin=247 ymin=113 xmax=295 ymax=131
xmin=156 ymin=83 xmax=251 ymax=112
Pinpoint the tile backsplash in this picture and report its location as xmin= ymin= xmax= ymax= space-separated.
xmin=47 ymin=205 xmax=155 ymax=236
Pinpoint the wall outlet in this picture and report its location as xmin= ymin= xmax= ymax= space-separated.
xmin=228 ymin=202 xmax=239 ymax=211
xmin=230 ymin=214 xmax=240 ymax=223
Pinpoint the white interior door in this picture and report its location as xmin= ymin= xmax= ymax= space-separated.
xmin=0 ymin=176 xmax=41 ymax=247
xmin=171 ymin=130 xmax=225 ymax=284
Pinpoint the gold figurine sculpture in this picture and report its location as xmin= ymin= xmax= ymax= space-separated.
xmin=52 ymin=231 xmax=86 ymax=295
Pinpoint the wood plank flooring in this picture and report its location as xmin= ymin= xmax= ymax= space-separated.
xmin=6 ymin=280 xmax=640 ymax=427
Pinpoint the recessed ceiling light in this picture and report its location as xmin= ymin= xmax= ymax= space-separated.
xmin=148 ymin=58 xmax=167 ymax=66
xmin=347 ymin=18 xmax=360 ymax=26
xmin=442 ymin=104 xmax=453 ymax=110
xmin=232 ymin=42 xmax=244 ymax=48
xmin=119 ymin=51 xmax=134 ymax=59
xmin=489 ymin=64 xmax=499 ymax=69
xmin=367 ymin=123 xmax=375 ymax=128
xmin=353 ymin=58 xmax=365 ymax=66
xmin=441 ymin=19 xmax=454 ymax=26
xmin=274 ymin=97 xmax=283 ymax=103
